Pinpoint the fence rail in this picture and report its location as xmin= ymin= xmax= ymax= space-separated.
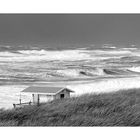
xmin=13 ymin=101 xmax=32 ymax=108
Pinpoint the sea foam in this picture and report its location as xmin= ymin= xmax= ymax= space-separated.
xmin=0 ymin=49 xmax=134 ymax=62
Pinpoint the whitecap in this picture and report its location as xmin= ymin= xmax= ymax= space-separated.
xmin=128 ymin=66 xmax=140 ymax=73
xmin=121 ymin=48 xmax=137 ymax=50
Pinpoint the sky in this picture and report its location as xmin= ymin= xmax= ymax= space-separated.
xmin=0 ymin=14 xmax=140 ymax=45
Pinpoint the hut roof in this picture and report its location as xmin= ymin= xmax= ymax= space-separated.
xmin=21 ymin=86 xmax=74 ymax=95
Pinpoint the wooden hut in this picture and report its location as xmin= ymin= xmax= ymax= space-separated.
xmin=20 ymin=86 xmax=74 ymax=105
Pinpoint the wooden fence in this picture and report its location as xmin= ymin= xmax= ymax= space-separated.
xmin=13 ymin=101 xmax=32 ymax=108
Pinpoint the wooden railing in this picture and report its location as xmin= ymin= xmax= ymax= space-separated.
xmin=13 ymin=101 xmax=32 ymax=108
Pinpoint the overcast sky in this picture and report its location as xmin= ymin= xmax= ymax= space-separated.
xmin=0 ymin=14 xmax=140 ymax=45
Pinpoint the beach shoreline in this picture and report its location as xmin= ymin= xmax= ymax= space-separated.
xmin=1 ymin=75 xmax=140 ymax=109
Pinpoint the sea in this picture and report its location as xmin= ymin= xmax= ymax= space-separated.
xmin=1 ymin=43 xmax=140 ymax=109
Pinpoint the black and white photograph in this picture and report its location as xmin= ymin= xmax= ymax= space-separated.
xmin=0 ymin=13 xmax=140 ymax=127
xmin=1 ymin=2 xmax=140 ymax=135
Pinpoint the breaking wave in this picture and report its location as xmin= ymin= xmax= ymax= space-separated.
xmin=128 ymin=66 xmax=140 ymax=73
xmin=48 ymin=68 xmax=105 ymax=78
xmin=0 ymin=50 xmax=93 ymax=61
xmin=45 ymin=67 xmax=140 ymax=78
xmin=0 ymin=48 xmax=135 ymax=62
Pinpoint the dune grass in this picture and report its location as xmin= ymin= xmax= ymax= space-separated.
xmin=1 ymin=89 xmax=140 ymax=126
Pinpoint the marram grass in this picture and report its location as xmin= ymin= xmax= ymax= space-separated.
xmin=0 ymin=89 xmax=140 ymax=126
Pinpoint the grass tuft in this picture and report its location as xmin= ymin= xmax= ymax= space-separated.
xmin=0 ymin=88 xmax=140 ymax=126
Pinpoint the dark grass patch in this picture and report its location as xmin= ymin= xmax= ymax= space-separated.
xmin=1 ymin=88 xmax=140 ymax=126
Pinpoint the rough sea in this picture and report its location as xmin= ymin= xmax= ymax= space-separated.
xmin=1 ymin=43 xmax=140 ymax=108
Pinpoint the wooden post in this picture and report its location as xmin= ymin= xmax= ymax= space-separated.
xmin=32 ymin=94 xmax=34 ymax=104
xmin=37 ymin=94 xmax=40 ymax=106
xmin=13 ymin=104 xmax=16 ymax=108
xmin=19 ymin=93 xmax=21 ymax=104
xmin=29 ymin=101 xmax=31 ymax=105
